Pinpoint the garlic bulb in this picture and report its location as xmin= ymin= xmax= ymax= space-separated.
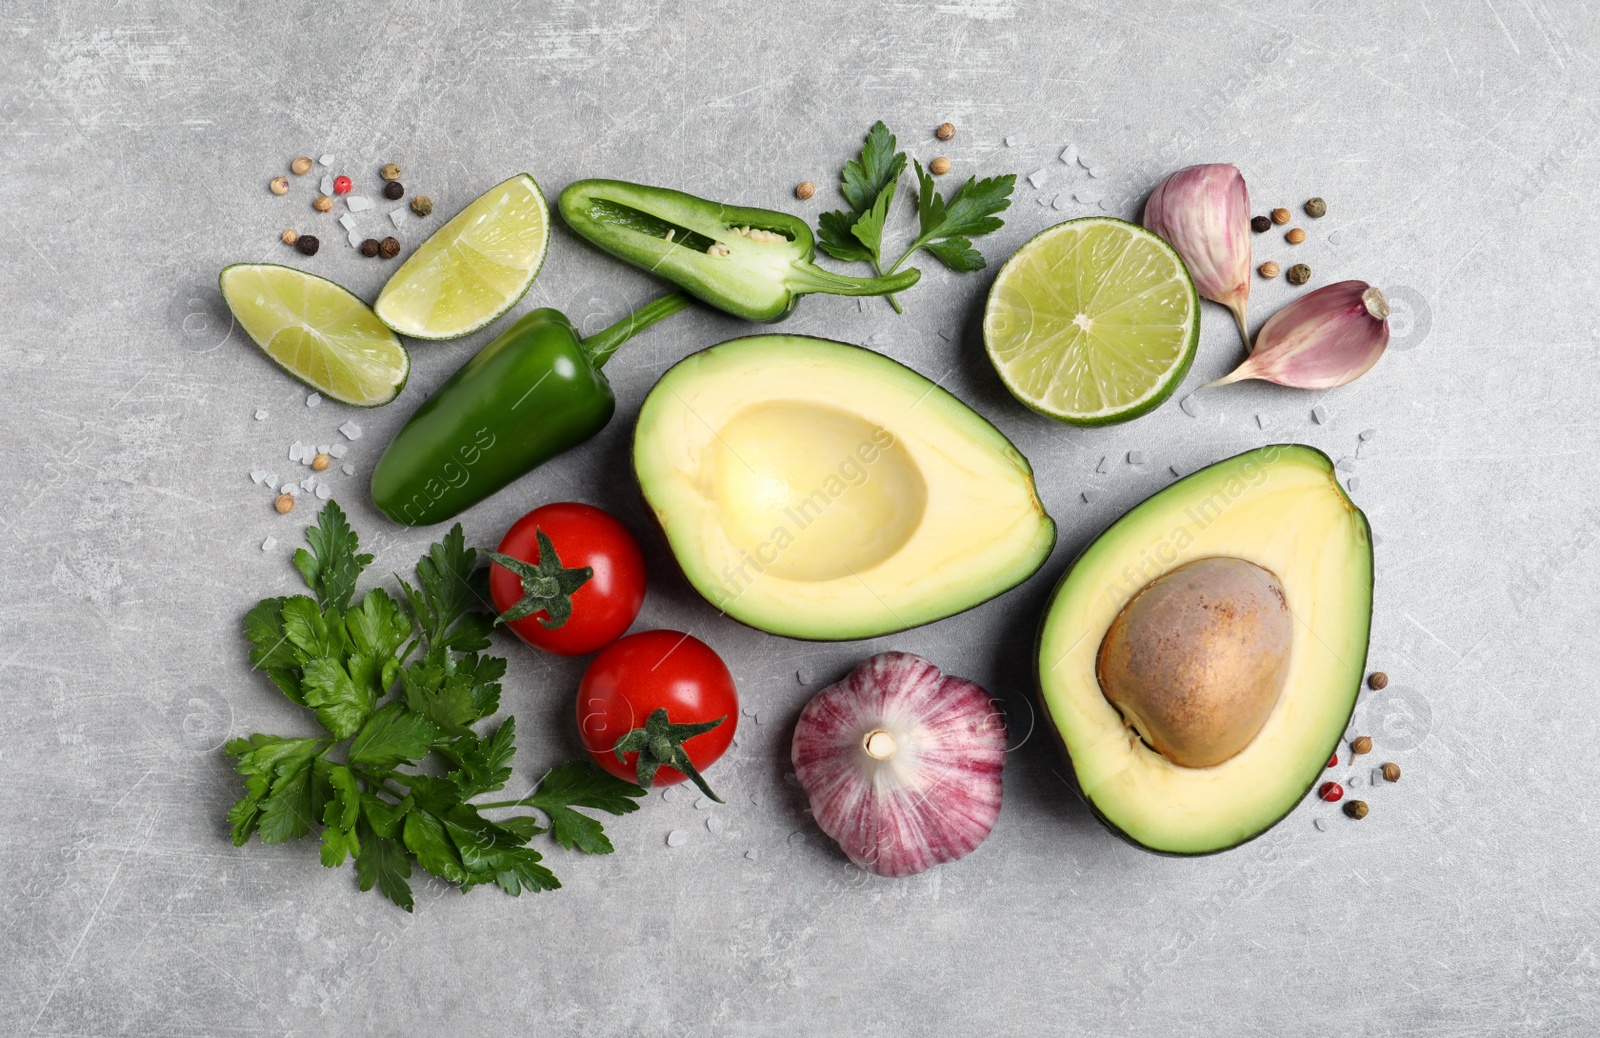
xmin=1207 ymin=281 xmax=1390 ymax=390
xmin=791 ymin=652 xmax=1006 ymax=878
xmin=1142 ymin=163 xmax=1253 ymax=351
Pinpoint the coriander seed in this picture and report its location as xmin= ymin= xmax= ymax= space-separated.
xmin=269 ymin=176 xmax=290 ymax=195
xmin=380 ymin=163 xmax=402 ymax=181
xmin=930 ymin=156 xmax=952 ymax=175
xmin=360 ymin=238 xmax=380 ymax=257
xmin=281 ymin=229 xmax=299 ymax=246
xmin=379 ymin=236 xmax=400 ymax=259
xmin=383 ymin=181 xmax=404 ymax=200
xmin=795 ymin=181 xmax=816 ymax=200
xmin=1304 ymin=196 xmax=1327 ymax=218
xmin=410 ymin=195 xmax=433 ymax=217
xmin=1380 ymin=762 xmax=1401 ymax=783
xmin=313 ymin=194 xmax=333 ymax=213
xmin=1271 ymin=207 xmax=1291 ymax=225
xmin=1351 ymin=735 xmax=1372 ymax=756
xmin=1258 ymin=261 xmax=1281 ymax=279
xmin=274 ymin=493 xmax=295 ymax=514
xmin=291 ymin=156 xmax=314 ymax=175
xmin=1343 ymin=799 xmax=1369 ymax=820
xmin=1368 ymin=671 xmax=1389 ymax=690
xmin=936 ymin=121 xmax=956 ymax=141
xmin=311 ymin=453 xmax=331 ymax=471
xmin=1286 ymin=227 xmax=1307 ymax=245
xmin=1286 ymin=263 xmax=1311 ymax=285
xmin=294 ymin=234 xmax=320 ymax=256
xmin=1251 ymin=215 xmax=1272 ymax=233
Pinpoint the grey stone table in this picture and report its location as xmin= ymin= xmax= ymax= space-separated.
xmin=3 ymin=2 xmax=1596 ymax=1035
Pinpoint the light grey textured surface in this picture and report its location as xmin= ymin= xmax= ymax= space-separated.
xmin=3 ymin=3 xmax=1598 ymax=1035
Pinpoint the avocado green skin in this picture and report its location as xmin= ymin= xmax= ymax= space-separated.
xmin=370 ymin=309 xmax=614 ymax=527
xmin=559 ymin=179 xmax=918 ymax=323
xmin=1032 ymin=445 xmax=1373 ymax=856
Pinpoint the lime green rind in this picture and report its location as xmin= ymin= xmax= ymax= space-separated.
xmin=373 ymin=173 xmax=551 ymax=341
xmin=219 ymin=263 xmax=411 ymax=408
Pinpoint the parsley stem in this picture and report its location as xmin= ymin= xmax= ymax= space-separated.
xmin=872 ymin=257 xmax=906 ymax=315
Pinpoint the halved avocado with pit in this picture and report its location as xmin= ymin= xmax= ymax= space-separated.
xmin=1036 ymin=445 xmax=1372 ymax=855
xmin=634 ymin=335 xmax=1057 ymax=641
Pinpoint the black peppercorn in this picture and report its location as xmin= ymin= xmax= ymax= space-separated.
xmin=383 ymin=181 xmax=404 ymax=201
xmin=1286 ymin=263 xmax=1311 ymax=286
xmin=1251 ymin=215 xmax=1271 ymax=233
xmin=1304 ymin=196 xmax=1327 ymax=219
xmin=360 ymin=238 xmax=381 ymax=257
xmin=294 ymin=235 xmax=320 ymax=256
xmin=379 ymin=236 xmax=401 ymax=259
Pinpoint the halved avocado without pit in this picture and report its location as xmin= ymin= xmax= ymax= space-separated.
xmin=1036 ymin=445 xmax=1372 ymax=855
xmin=634 ymin=335 xmax=1057 ymax=641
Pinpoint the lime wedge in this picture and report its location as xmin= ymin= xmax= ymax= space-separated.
xmin=374 ymin=173 xmax=550 ymax=340
xmin=983 ymin=217 xmax=1198 ymax=426
xmin=220 ymin=263 xmax=410 ymax=407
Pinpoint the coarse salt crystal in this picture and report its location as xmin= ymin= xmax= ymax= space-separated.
xmin=262 ymin=536 xmax=277 ymax=551
xmin=306 ymin=392 xmax=321 ymax=408
xmin=1372 ymin=767 xmax=1388 ymax=784
xmin=1004 ymin=134 xmax=1024 ymax=147
xmin=250 ymin=470 xmax=268 ymax=484
xmin=1256 ymin=413 xmax=1270 ymax=430
xmin=797 ymin=668 xmax=813 ymax=684
xmin=1347 ymin=477 xmax=1360 ymax=492
xmin=1059 ymin=144 xmax=1077 ymax=165
xmin=1169 ymin=464 xmax=1184 ymax=478
xmin=320 ymin=174 xmax=335 ymax=195
xmin=346 ymin=196 xmax=373 ymax=213
xmin=1180 ymin=394 xmax=1201 ymax=417
xmin=1335 ymin=456 xmax=1354 ymax=472
xmin=265 ymin=473 xmax=279 ymax=489
xmin=339 ymin=214 xmax=356 ymax=230
xmin=1096 ymin=455 xmax=1110 ymax=475
xmin=348 ymin=230 xmax=363 ymax=248
xmin=280 ymin=482 xmax=298 ymax=496
xmin=1081 ymin=490 xmax=1097 ymax=504
xmin=787 ymin=831 xmax=807 ymax=846
xmin=666 ymin=830 xmax=688 ymax=848
xmin=341 ymin=463 xmax=355 ymax=476
xmin=694 ymin=796 xmax=713 ymax=811
xmin=301 ymin=475 xmax=316 ymax=491
xmin=1311 ymin=404 xmax=1329 ymax=424
xmin=254 ymin=408 xmax=268 ymax=421
xmin=1088 ymin=165 xmax=1106 ymax=179
xmin=288 ymin=441 xmax=305 ymax=462
xmin=339 ymin=421 xmax=362 ymax=440
xmin=1027 ymin=168 xmax=1048 ymax=189
xmin=389 ymin=207 xmax=410 ymax=228
xmin=316 ymin=445 xmax=330 ymax=455
xmin=1036 ymin=196 xmax=1053 ymax=207
xmin=707 ymin=815 xmax=725 ymax=835
xmin=1099 ymin=198 xmax=1113 ymax=211
xmin=1127 ymin=450 xmax=1146 ymax=466
xmin=1052 ymin=193 xmax=1071 ymax=211
xmin=316 ymin=484 xmax=332 ymax=500
xmin=1313 ymin=817 xmax=1328 ymax=832
xmin=1359 ymin=429 xmax=1377 ymax=441
xmin=318 ymin=154 xmax=335 ymax=166
xmin=1077 ymin=151 xmax=1095 ymax=169
xmin=662 ymin=786 xmax=680 ymax=802
xmin=745 ymin=849 xmax=760 ymax=860
xmin=1074 ymin=189 xmax=1103 ymax=205
xmin=329 ymin=443 xmax=348 ymax=458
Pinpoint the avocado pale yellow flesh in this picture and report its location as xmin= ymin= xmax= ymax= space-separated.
xmin=633 ymin=335 xmax=1057 ymax=641
xmin=1037 ymin=445 xmax=1372 ymax=855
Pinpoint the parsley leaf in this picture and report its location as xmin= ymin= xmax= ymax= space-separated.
xmin=518 ymin=761 xmax=647 ymax=854
xmin=355 ymin=817 xmax=414 ymax=911
xmin=347 ymin=702 xmax=440 ymax=768
xmin=817 ymin=121 xmax=906 ymax=272
xmin=909 ymin=160 xmax=1015 ymax=268
xmin=403 ymin=524 xmax=494 ymax=653
xmin=840 ymin=120 xmax=904 ymax=214
xmin=293 ymin=500 xmax=371 ymax=612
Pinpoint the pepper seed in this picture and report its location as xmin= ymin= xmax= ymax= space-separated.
xmin=1286 ymin=263 xmax=1311 ymax=286
xmin=380 ymin=163 xmax=402 ymax=181
xmin=935 ymin=122 xmax=956 ymax=141
xmin=795 ymin=181 xmax=816 ymax=200
xmin=294 ymin=234 xmax=320 ymax=256
xmin=383 ymin=181 xmax=405 ymax=201
xmin=291 ymin=156 xmax=314 ymax=176
xmin=930 ymin=156 xmax=952 ymax=176
xmin=1380 ymin=762 xmax=1401 ymax=783
xmin=360 ymin=238 xmax=380 ymax=258
xmin=1304 ymin=196 xmax=1327 ymax=218
xmin=281 ymin=229 xmax=299 ymax=246
xmin=1251 ymin=215 xmax=1272 ymax=233
xmin=312 ymin=195 xmax=333 ymax=213
xmin=1258 ymin=261 xmax=1280 ymax=279
xmin=274 ymin=493 xmax=295 ymax=514
xmin=410 ymin=195 xmax=433 ymax=217
xmin=1343 ymin=799 xmax=1369 ymax=820
xmin=379 ymin=236 xmax=401 ymax=259
xmin=1286 ymin=227 xmax=1307 ymax=245
xmin=1368 ymin=671 xmax=1389 ymax=690
xmin=1350 ymin=735 xmax=1373 ymax=756
xmin=1271 ymin=207 xmax=1291 ymax=225
xmin=269 ymin=176 xmax=290 ymax=195
xmin=311 ymin=453 xmax=331 ymax=472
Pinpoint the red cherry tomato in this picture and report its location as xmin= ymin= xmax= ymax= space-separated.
xmin=576 ymin=630 xmax=738 ymax=788
xmin=489 ymin=503 xmax=646 ymax=657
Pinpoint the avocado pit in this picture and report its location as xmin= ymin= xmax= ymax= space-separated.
xmin=1096 ymin=556 xmax=1293 ymax=769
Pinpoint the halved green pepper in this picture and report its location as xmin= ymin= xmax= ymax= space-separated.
xmin=370 ymin=293 xmax=689 ymax=526
xmin=558 ymin=179 xmax=920 ymax=322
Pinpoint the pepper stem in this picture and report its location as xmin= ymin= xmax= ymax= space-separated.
xmin=579 ymin=291 xmax=695 ymax=369
xmin=786 ymin=261 xmax=921 ymax=299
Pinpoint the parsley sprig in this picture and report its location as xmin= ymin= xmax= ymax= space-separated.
xmin=817 ymin=120 xmax=1016 ymax=313
xmin=231 ymin=501 xmax=645 ymax=911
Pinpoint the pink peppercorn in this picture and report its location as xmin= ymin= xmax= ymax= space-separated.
xmin=333 ymin=175 xmax=353 ymax=195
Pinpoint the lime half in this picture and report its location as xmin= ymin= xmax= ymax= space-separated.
xmin=983 ymin=217 xmax=1198 ymax=426
xmin=220 ymin=264 xmax=410 ymax=407
xmin=374 ymin=173 xmax=550 ymax=340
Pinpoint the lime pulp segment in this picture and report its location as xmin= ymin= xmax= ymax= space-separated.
xmin=983 ymin=217 xmax=1198 ymax=426
xmin=220 ymin=263 xmax=410 ymax=407
xmin=374 ymin=173 xmax=550 ymax=340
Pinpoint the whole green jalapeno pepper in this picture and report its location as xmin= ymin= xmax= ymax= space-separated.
xmin=558 ymin=179 xmax=920 ymax=322
xmin=370 ymin=293 xmax=690 ymax=526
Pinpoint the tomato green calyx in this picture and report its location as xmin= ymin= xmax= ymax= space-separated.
xmin=487 ymin=531 xmax=592 ymax=629
xmin=612 ymin=707 xmax=726 ymax=802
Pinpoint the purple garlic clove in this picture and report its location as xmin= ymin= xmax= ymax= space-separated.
xmin=1143 ymin=163 xmax=1253 ymax=351
xmin=1207 ymin=281 xmax=1391 ymax=390
xmin=791 ymin=652 xmax=1006 ymax=878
